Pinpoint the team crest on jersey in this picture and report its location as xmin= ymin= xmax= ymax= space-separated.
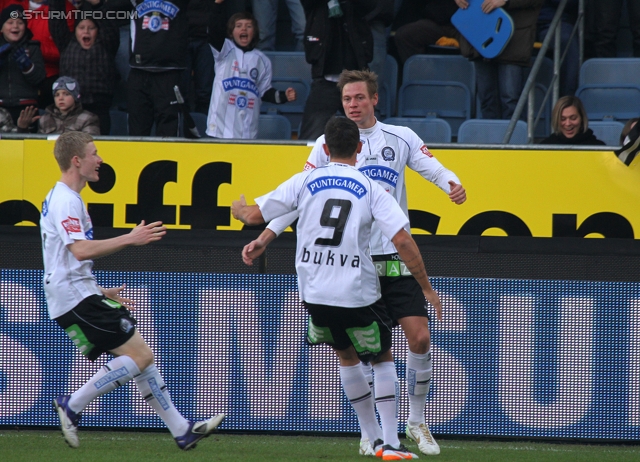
xmin=250 ymin=68 xmax=258 ymax=80
xmin=61 ymin=216 xmax=81 ymax=234
xmin=420 ymin=145 xmax=433 ymax=157
xmin=137 ymin=1 xmax=179 ymax=32
xmin=381 ymin=146 xmax=395 ymax=161
xmin=143 ymin=14 xmax=169 ymax=31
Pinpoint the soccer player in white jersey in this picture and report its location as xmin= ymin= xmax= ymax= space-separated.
xmin=42 ymin=132 xmax=224 ymax=450
xmin=232 ymin=116 xmax=444 ymax=460
xmin=245 ymin=69 xmax=467 ymax=456
xmin=206 ymin=8 xmax=296 ymax=139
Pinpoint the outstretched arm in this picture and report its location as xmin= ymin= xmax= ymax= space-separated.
xmin=68 ymin=220 xmax=166 ymax=261
xmin=241 ymin=229 xmax=277 ymax=265
xmin=231 ymin=195 xmax=265 ymax=226
xmin=391 ymin=229 xmax=442 ymax=321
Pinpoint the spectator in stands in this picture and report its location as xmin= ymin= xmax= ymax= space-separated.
xmin=0 ymin=4 xmax=45 ymax=128
xmin=540 ymin=95 xmax=605 ymax=145
xmin=49 ymin=0 xmax=118 ymax=135
xmin=536 ymin=0 xmax=579 ymax=96
xmin=456 ymin=0 xmax=544 ymax=120
xmin=593 ymin=0 xmax=640 ymax=57
xmin=0 ymin=105 xmax=18 ymax=131
xmin=298 ymin=0 xmax=376 ymax=140
xmin=620 ymin=117 xmax=639 ymax=145
xmin=182 ymin=0 xmax=215 ymax=114
xmin=394 ymin=0 xmax=459 ymax=66
xmin=206 ymin=6 xmax=296 ymax=139
xmin=252 ymin=0 xmax=305 ymax=51
xmin=17 ymin=0 xmax=75 ymax=109
xmin=16 ymin=76 xmax=100 ymax=134
xmin=105 ymin=0 xmax=189 ymax=137
xmin=365 ymin=0 xmax=393 ymax=79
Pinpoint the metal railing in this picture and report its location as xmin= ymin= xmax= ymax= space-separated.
xmin=504 ymin=0 xmax=584 ymax=143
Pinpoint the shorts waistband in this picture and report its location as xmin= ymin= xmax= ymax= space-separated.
xmin=373 ymin=254 xmax=412 ymax=277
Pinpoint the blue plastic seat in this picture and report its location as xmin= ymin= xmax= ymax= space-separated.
xmin=383 ymin=117 xmax=451 ymax=143
xmin=263 ymin=51 xmax=312 ymax=134
xmin=588 ymin=120 xmax=626 ymax=146
xmin=377 ymin=54 xmax=398 ymax=119
xmin=257 ymin=113 xmax=292 ymax=140
xmin=397 ymin=80 xmax=471 ymax=134
xmin=457 ymin=119 xmax=528 ymax=144
xmin=576 ymin=84 xmax=640 ymax=122
xmin=403 ymin=55 xmax=476 ymax=115
xmin=579 ymin=58 xmax=640 ymax=86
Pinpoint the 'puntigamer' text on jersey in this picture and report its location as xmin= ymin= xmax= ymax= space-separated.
xmin=40 ymin=182 xmax=101 ymax=319
xmin=269 ymin=120 xmax=460 ymax=255
xmin=256 ymin=163 xmax=409 ymax=308
xmin=206 ymin=38 xmax=273 ymax=139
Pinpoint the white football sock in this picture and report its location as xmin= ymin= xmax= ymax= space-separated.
xmin=406 ymin=349 xmax=432 ymax=426
xmin=68 ymin=355 xmax=140 ymax=413
xmin=360 ymin=361 xmax=375 ymax=440
xmin=373 ymin=361 xmax=400 ymax=448
xmin=134 ymin=364 xmax=189 ymax=437
xmin=340 ymin=364 xmax=382 ymax=443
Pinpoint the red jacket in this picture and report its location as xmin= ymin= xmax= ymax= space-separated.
xmin=0 ymin=0 xmax=75 ymax=78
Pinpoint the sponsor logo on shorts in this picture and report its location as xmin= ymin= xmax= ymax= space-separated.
xmin=120 ymin=318 xmax=134 ymax=333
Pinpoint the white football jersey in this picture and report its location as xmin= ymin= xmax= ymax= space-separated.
xmin=268 ymin=120 xmax=461 ymax=255
xmin=256 ymin=162 xmax=410 ymax=308
xmin=206 ymin=39 xmax=273 ymax=139
xmin=40 ymin=182 xmax=101 ymax=319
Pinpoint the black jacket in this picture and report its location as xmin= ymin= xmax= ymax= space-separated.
xmin=540 ymin=128 xmax=606 ymax=145
xmin=106 ymin=0 xmax=189 ymax=70
xmin=301 ymin=0 xmax=377 ymax=79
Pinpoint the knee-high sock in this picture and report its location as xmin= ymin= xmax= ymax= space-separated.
xmin=406 ymin=349 xmax=432 ymax=426
xmin=360 ymin=361 xmax=375 ymax=440
xmin=340 ymin=364 xmax=382 ymax=443
xmin=373 ymin=361 xmax=400 ymax=448
xmin=134 ymin=364 xmax=189 ymax=437
xmin=68 ymin=355 xmax=140 ymax=413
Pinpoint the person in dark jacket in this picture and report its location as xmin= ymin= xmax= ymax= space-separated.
xmin=105 ymin=0 xmax=189 ymax=137
xmin=456 ymin=0 xmax=544 ymax=120
xmin=541 ymin=96 xmax=605 ymax=145
xmin=394 ymin=0 xmax=459 ymax=66
xmin=49 ymin=0 xmax=119 ymax=135
xmin=30 ymin=76 xmax=100 ymax=134
xmin=298 ymin=0 xmax=377 ymax=140
xmin=0 ymin=4 xmax=45 ymax=126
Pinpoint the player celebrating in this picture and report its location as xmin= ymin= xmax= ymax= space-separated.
xmin=42 ymin=132 xmax=224 ymax=450
xmin=247 ymin=69 xmax=466 ymax=456
xmin=233 ymin=116 xmax=442 ymax=460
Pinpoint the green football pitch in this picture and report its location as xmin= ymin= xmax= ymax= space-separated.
xmin=1 ymin=430 xmax=639 ymax=462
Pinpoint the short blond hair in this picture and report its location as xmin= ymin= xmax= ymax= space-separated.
xmin=53 ymin=131 xmax=94 ymax=171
